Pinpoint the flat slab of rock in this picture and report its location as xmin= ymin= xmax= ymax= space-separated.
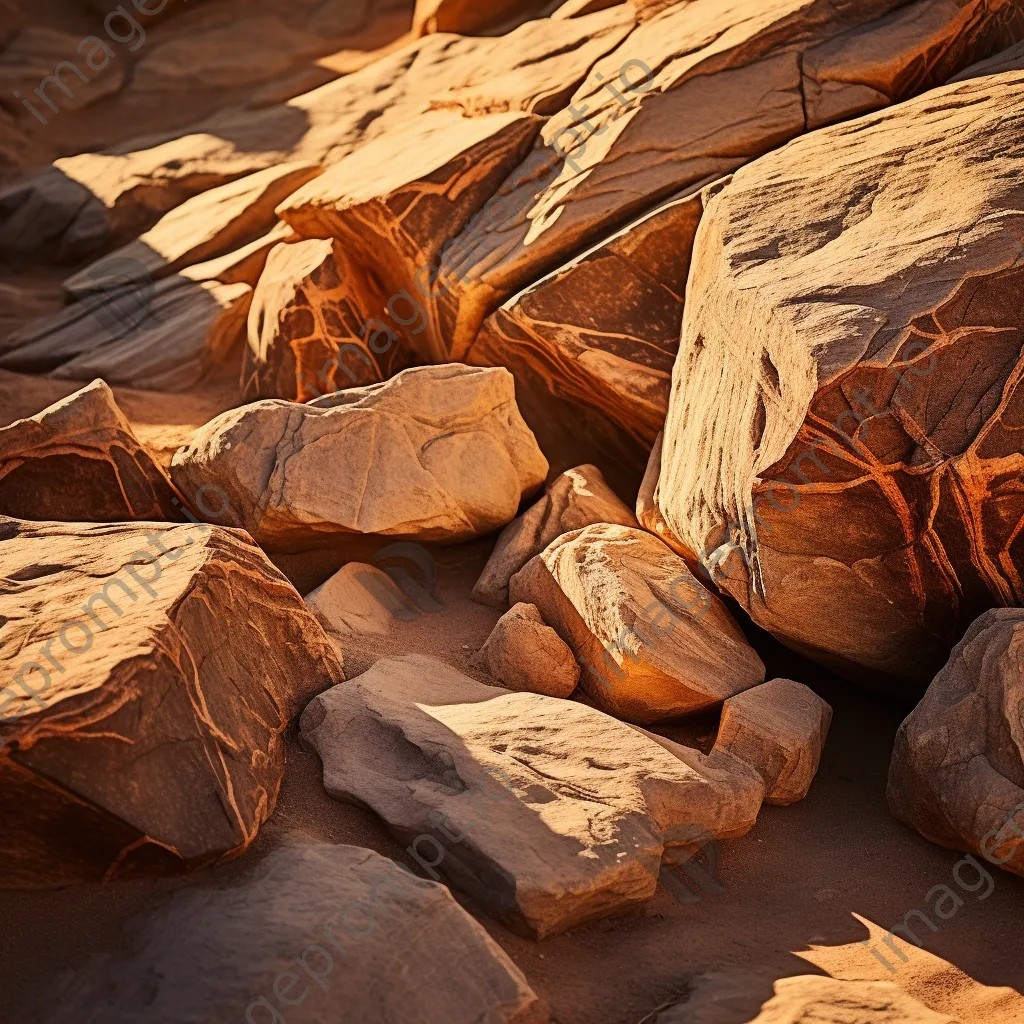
xmin=0 ymin=518 xmax=344 ymax=889
xmin=473 ymin=463 xmax=638 ymax=608
xmin=472 ymin=602 xmax=580 ymax=697
xmin=888 ymin=608 xmax=1024 ymax=877
xmin=712 ymin=678 xmax=832 ymax=806
xmin=304 ymin=561 xmax=419 ymax=638
xmin=171 ymin=364 xmax=548 ymax=551
xmin=510 ymin=524 xmax=765 ymax=723
xmin=46 ymin=842 xmax=546 ymax=1024
xmin=300 ymin=654 xmax=764 ymax=938
xmin=0 ymin=379 xmax=180 ymax=523
xmin=653 ymin=69 xmax=1024 ymax=692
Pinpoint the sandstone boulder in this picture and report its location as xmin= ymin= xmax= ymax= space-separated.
xmin=510 ymin=524 xmax=765 ymax=723
xmin=304 ymin=561 xmax=419 ymax=637
xmin=712 ymin=678 xmax=832 ymax=806
xmin=0 ymin=379 xmax=180 ymax=523
xmin=45 ymin=842 xmax=546 ymax=1024
xmin=300 ymin=654 xmax=764 ymax=938
xmin=171 ymin=364 xmax=548 ymax=551
xmin=472 ymin=602 xmax=580 ymax=697
xmin=653 ymin=69 xmax=1024 ymax=693
xmin=0 ymin=518 xmax=344 ymax=889
xmin=888 ymin=608 xmax=1024 ymax=877
xmin=473 ymin=463 xmax=638 ymax=607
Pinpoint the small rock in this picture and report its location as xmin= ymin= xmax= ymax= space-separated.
xmin=304 ymin=561 xmax=418 ymax=638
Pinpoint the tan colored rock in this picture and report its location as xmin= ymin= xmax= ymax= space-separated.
xmin=45 ymin=843 xmax=547 ymax=1024
xmin=300 ymin=654 xmax=764 ymax=938
xmin=473 ymin=602 xmax=580 ymax=697
xmin=178 ymin=220 xmax=297 ymax=287
xmin=0 ymin=379 xmax=180 ymax=524
xmin=0 ymin=518 xmax=344 ymax=889
xmin=304 ymin=561 xmax=419 ymax=638
xmin=888 ymin=608 xmax=1024 ymax=878
xmin=473 ymin=462 xmax=638 ymax=608
xmin=413 ymin=0 xmax=553 ymax=35
xmin=712 ymin=678 xmax=832 ymax=806
xmin=171 ymin=364 xmax=548 ymax=552
xmin=654 ymin=70 xmax=1024 ymax=693
xmin=509 ymin=524 xmax=765 ymax=724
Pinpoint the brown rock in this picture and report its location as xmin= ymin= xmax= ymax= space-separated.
xmin=0 ymin=379 xmax=181 ymax=524
xmin=653 ymin=70 xmax=1024 ymax=692
xmin=413 ymin=0 xmax=553 ymax=35
xmin=473 ymin=462 xmax=638 ymax=607
xmin=888 ymin=608 xmax=1024 ymax=877
xmin=0 ymin=518 xmax=344 ymax=889
xmin=473 ymin=602 xmax=580 ymax=697
xmin=712 ymin=678 xmax=832 ymax=806
xmin=170 ymin=364 xmax=548 ymax=552
xmin=509 ymin=524 xmax=765 ymax=723
xmin=304 ymin=561 xmax=419 ymax=638
xmin=300 ymin=654 xmax=764 ymax=938
xmin=949 ymin=38 xmax=1024 ymax=81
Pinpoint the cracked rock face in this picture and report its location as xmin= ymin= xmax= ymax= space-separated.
xmin=888 ymin=608 xmax=1024 ymax=878
xmin=170 ymin=364 xmax=548 ymax=551
xmin=0 ymin=518 xmax=344 ymax=889
xmin=300 ymin=654 xmax=764 ymax=939
xmin=654 ymin=69 xmax=1024 ymax=694
xmin=0 ymin=379 xmax=181 ymax=523
xmin=510 ymin=524 xmax=765 ymax=724
xmin=45 ymin=842 xmax=547 ymax=1024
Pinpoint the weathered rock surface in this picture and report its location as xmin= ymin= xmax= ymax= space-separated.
xmin=712 ymin=679 xmax=832 ymax=806
xmin=0 ymin=518 xmax=344 ymax=889
xmin=300 ymin=654 xmax=764 ymax=938
xmin=171 ymin=364 xmax=548 ymax=551
xmin=45 ymin=842 xmax=547 ymax=1024
xmin=413 ymin=0 xmax=554 ymax=36
xmin=304 ymin=561 xmax=419 ymax=637
xmin=950 ymin=38 xmax=1024 ymax=80
xmin=0 ymin=379 xmax=181 ymax=524
xmin=473 ymin=463 xmax=638 ymax=607
xmin=510 ymin=524 xmax=765 ymax=724
xmin=888 ymin=608 xmax=1024 ymax=877
xmin=654 ymin=70 xmax=1024 ymax=693
xmin=472 ymin=602 xmax=580 ymax=697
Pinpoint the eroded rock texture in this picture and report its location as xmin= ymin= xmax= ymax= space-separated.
xmin=171 ymin=364 xmax=548 ymax=551
xmin=0 ymin=519 xmax=344 ymax=889
xmin=0 ymin=379 xmax=181 ymax=523
xmin=45 ymin=843 xmax=547 ymax=1024
xmin=413 ymin=0 xmax=554 ymax=35
xmin=654 ymin=70 xmax=1024 ymax=693
xmin=300 ymin=654 xmax=764 ymax=938
xmin=509 ymin=524 xmax=765 ymax=723
xmin=888 ymin=608 xmax=1024 ymax=877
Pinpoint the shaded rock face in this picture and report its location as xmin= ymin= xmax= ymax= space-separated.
xmin=0 ymin=518 xmax=344 ymax=889
xmin=45 ymin=842 xmax=547 ymax=1024
xmin=712 ymin=679 xmax=832 ymax=806
xmin=472 ymin=601 xmax=581 ymax=697
xmin=888 ymin=608 xmax=1024 ymax=877
xmin=413 ymin=0 xmax=555 ymax=36
xmin=473 ymin=462 xmax=638 ymax=608
xmin=653 ymin=70 xmax=1024 ymax=694
xmin=301 ymin=654 xmax=764 ymax=938
xmin=510 ymin=524 xmax=765 ymax=724
xmin=170 ymin=364 xmax=548 ymax=551
xmin=0 ymin=379 xmax=181 ymax=523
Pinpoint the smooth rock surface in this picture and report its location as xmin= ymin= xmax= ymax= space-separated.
xmin=304 ymin=561 xmax=419 ymax=637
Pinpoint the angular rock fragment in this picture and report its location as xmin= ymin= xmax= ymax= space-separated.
xmin=473 ymin=462 xmax=638 ymax=607
xmin=45 ymin=843 xmax=546 ymax=1024
xmin=0 ymin=379 xmax=181 ymax=523
xmin=0 ymin=518 xmax=344 ymax=889
xmin=888 ymin=608 xmax=1024 ymax=877
xmin=712 ymin=679 xmax=832 ymax=806
xmin=654 ymin=70 xmax=1024 ymax=691
xmin=510 ymin=524 xmax=765 ymax=723
xmin=304 ymin=561 xmax=419 ymax=638
xmin=300 ymin=654 xmax=764 ymax=938
xmin=472 ymin=602 xmax=580 ymax=697
xmin=171 ymin=364 xmax=548 ymax=551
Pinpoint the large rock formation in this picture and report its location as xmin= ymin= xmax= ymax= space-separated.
xmin=45 ymin=842 xmax=547 ymax=1024
xmin=300 ymin=654 xmax=764 ymax=938
xmin=170 ymin=364 xmax=548 ymax=551
xmin=653 ymin=69 xmax=1024 ymax=693
xmin=0 ymin=518 xmax=344 ymax=888
xmin=0 ymin=379 xmax=181 ymax=523
xmin=888 ymin=608 xmax=1024 ymax=877
xmin=510 ymin=524 xmax=765 ymax=723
